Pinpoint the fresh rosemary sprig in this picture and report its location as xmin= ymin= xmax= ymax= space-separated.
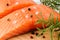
xmin=36 ymin=12 xmax=60 ymax=40
xmin=49 ymin=25 xmax=54 ymax=40
xmin=40 ymin=0 xmax=60 ymax=13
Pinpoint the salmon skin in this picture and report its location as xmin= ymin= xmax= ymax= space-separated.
xmin=0 ymin=4 xmax=60 ymax=40
xmin=0 ymin=0 xmax=36 ymax=18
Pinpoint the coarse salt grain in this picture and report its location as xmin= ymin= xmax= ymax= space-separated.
xmin=12 ymin=20 xmax=17 ymax=24
xmin=35 ymin=11 xmax=39 ymax=15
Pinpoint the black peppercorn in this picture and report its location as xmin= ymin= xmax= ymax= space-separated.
xmin=6 ymin=3 xmax=9 ymax=6
xmin=30 ymin=15 xmax=33 ymax=18
xmin=42 ymin=36 xmax=45 ymax=38
xmin=28 ymin=8 xmax=31 ymax=11
xmin=31 ymin=30 xmax=35 ymax=35
xmin=30 ymin=36 xmax=34 ymax=39
xmin=7 ymin=18 xmax=10 ymax=21
xmin=35 ymin=32 xmax=39 ymax=36
xmin=41 ymin=33 xmax=43 ymax=35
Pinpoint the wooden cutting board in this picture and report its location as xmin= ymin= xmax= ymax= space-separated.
xmin=8 ymin=30 xmax=58 ymax=40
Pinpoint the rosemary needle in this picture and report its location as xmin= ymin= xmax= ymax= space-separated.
xmin=40 ymin=0 xmax=60 ymax=13
xmin=36 ymin=12 xmax=60 ymax=40
xmin=35 ymin=0 xmax=60 ymax=40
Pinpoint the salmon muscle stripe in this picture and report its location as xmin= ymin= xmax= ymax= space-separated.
xmin=0 ymin=4 xmax=60 ymax=40
xmin=0 ymin=0 xmax=36 ymax=18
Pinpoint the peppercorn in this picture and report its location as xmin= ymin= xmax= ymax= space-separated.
xmin=35 ymin=32 xmax=39 ymax=36
xmin=6 ymin=3 xmax=9 ymax=6
xmin=42 ymin=35 xmax=45 ymax=38
xmin=28 ymin=8 xmax=31 ymax=11
xmin=31 ymin=30 xmax=35 ymax=35
xmin=7 ymin=18 xmax=10 ymax=21
xmin=30 ymin=36 xmax=34 ymax=39
xmin=30 ymin=14 xmax=33 ymax=18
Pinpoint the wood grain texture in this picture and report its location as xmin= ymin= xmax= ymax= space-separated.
xmin=8 ymin=30 xmax=58 ymax=40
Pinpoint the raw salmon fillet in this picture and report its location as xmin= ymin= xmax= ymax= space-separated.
xmin=0 ymin=4 xmax=60 ymax=40
xmin=0 ymin=0 xmax=36 ymax=18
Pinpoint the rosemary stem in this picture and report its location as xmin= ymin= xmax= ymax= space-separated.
xmin=50 ymin=29 xmax=53 ymax=40
xmin=58 ymin=33 xmax=60 ymax=40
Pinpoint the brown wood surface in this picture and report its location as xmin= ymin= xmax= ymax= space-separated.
xmin=8 ymin=30 xmax=59 ymax=40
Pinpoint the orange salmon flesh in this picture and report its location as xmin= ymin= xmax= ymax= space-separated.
xmin=0 ymin=4 xmax=60 ymax=40
xmin=0 ymin=0 xmax=36 ymax=18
